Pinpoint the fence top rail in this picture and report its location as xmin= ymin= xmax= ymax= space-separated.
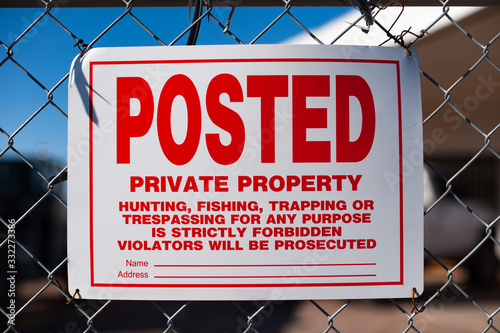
xmin=2 ymin=0 xmax=499 ymax=7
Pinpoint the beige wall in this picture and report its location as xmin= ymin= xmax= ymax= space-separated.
xmin=413 ymin=7 xmax=500 ymax=157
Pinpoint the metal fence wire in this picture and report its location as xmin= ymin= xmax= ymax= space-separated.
xmin=1 ymin=0 xmax=499 ymax=332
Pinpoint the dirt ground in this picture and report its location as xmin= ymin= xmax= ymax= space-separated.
xmin=281 ymin=297 xmax=499 ymax=333
xmin=281 ymin=263 xmax=500 ymax=333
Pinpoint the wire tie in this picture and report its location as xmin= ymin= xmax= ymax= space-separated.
xmin=53 ymin=278 xmax=79 ymax=305
xmin=411 ymin=287 xmax=422 ymax=313
xmin=66 ymin=289 xmax=80 ymax=305
xmin=74 ymin=39 xmax=88 ymax=57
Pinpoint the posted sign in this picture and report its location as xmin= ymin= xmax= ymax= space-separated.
xmin=68 ymin=45 xmax=423 ymax=300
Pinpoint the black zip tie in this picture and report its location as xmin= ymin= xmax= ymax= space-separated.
xmin=384 ymin=28 xmax=413 ymax=56
xmin=411 ymin=287 xmax=438 ymax=313
xmin=397 ymin=33 xmax=413 ymax=57
xmin=375 ymin=0 xmax=415 ymax=56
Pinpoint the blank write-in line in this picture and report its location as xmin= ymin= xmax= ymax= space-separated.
xmin=154 ymin=274 xmax=377 ymax=279
xmin=154 ymin=263 xmax=376 ymax=268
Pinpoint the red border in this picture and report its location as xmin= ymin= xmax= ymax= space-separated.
xmin=89 ymin=65 xmax=95 ymax=286
xmin=88 ymin=57 xmax=403 ymax=288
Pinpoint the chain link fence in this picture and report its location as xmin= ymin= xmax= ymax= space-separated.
xmin=1 ymin=0 xmax=499 ymax=332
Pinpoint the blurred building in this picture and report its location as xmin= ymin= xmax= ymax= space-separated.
xmin=289 ymin=5 xmax=500 ymax=283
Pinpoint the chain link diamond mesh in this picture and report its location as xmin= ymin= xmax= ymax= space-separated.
xmin=1 ymin=0 xmax=499 ymax=332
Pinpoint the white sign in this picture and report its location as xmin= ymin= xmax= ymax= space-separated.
xmin=68 ymin=44 xmax=423 ymax=300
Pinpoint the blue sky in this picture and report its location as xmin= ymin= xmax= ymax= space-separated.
xmin=0 ymin=5 xmax=352 ymax=163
